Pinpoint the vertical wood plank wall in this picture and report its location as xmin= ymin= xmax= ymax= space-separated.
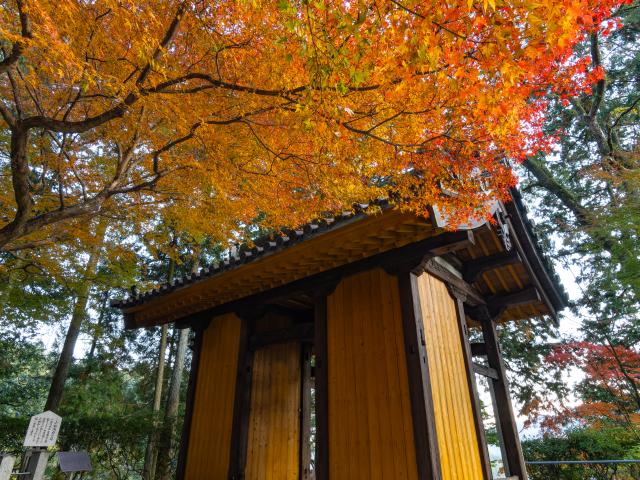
xmin=327 ymin=269 xmax=418 ymax=480
xmin=245 ymin=341 xmax=301 ymax=480
xmin=416 ymin=272 xmax=484 ymax=480
xmin=184 ymin=313 xmax=242 ymax=479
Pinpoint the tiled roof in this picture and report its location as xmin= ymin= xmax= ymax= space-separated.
xmin=111 ymin=199 xmax=390 ymax=309
xmin=506 ymin=187 xmax=569 ymax=311
xmin=112 ymin=190 xmax=568 ymax=313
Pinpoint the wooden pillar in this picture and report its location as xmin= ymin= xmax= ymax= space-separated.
xmin=450 ymin=292 xmax=492 ymax=480
xmin=228 ymin=317 xmax=253 ymax=480
xmin=314 ymin=294 xmax=329 ymax=480
xmin=300 ymin=344 xmax=313 ymax=479
xmin=176 ymin=326 xmax=205 ymax=480
xmin=481 ymin=317 xmax=528 ymax=480
xmin=397 ymin=272 xmax=442 ymax=480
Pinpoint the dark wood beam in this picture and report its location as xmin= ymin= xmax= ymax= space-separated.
xmin=262 ymin=303 xmax=313 ymax=322
xmin=429 ymin=229 xmax=475 ymax=256
xmin=487 ymin=286 xmax=540 ymax=318
xmin=481 ymin=318 xmax=528 ymax=479
xmin=398 ymin=272 xmax=443 ymax=480
xmin=488 ymin=286 xmax=540 ymax=310
xmin=314 ymin=295 xmax=329 ymax=480
xmin=227 ymin=318 xmax=253 ymax=479
xmin=300 ymin=344 xmax=313 ymax=480
xmin=470 ymin=342 xmax=487 ymax=357
xmin=463 ymin=250 xmax=520 ymax=284
xmin=472 ymin=362 xmax=499 ymax=380
xmin=175 ymin=326 xmax=205 ymax=480
xmin=248 ymin=322 xmax=314 ymax=350
xmin=424 ymin=258 xmax=486 ymax=306
xmin=465 ymin=287 xmax=541 ymax=322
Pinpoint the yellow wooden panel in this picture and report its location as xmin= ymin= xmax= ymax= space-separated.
xmin=327 ymin=269 xmax=418 ymax=480
xmin=245 ymin=341 xmax=301 ymax=480
xmin=417 ymin=272 xmax=484 ymax=480
xmin=185 ymin=313 xmax=242 ymax=479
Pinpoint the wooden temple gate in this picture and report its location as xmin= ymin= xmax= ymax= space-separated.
xmin=114 ymin=191 xmax=567 ymax=480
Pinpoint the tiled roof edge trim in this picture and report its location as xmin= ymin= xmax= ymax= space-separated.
xmin=506 ymin=187 xmax=569 ymax=310
xmin=111 ymin=199 xmax=390 ymax=309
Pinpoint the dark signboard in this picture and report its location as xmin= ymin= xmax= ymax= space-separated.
xmin=58 ymin=451 xmax=92 ymax=473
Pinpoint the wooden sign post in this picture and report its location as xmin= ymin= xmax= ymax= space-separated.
xmin=18 ymin=411 xmax=63 ymax=480
xmin=21 ymin=448 xmax=49 ymax=480
xmin=58 ymin=451 xmax=92 ymax=479
xmin=0 ymin=455 xmax=15 ymax=480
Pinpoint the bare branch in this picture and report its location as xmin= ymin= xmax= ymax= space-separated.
xmin=21 ymin=93 xmax=136 ymax=133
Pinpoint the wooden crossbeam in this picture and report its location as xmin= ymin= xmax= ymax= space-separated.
xmin=472 ymin=362 xmax=499 ymax=380
xmin=248 ymin=322 xmax=314 ymax=350
xmin=430 ymin=229 xmax=475 ymax=256
xmin=470 ymin=342 xmax=487 ymax=357
xmin=487 ymin=286 xmax=540 ymax=318
xmin=463 ymin=250 xmax=520 ymax=283
xmin=423 ymin=258 xmax=485 ymax=306
xmin=466 ymin=286 xmax=541 ymax=322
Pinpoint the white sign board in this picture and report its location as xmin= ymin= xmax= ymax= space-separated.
xmin=23 ymin=411 xmax=62 ymax=447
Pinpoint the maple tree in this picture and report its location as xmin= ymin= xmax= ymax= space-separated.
xmin=545 ymin=341 xmax=640 ymax=432
xmin=0 ymin=0 xmax=630 ymax=251
xmin=510 ymin=2 xmax=640 ymax=439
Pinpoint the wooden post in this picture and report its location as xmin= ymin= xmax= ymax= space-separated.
xmin=22 ymin=448 xmax=49 ymax=480
xmin=397 ymin=272 xmax=442 ymax=480
xmin=0 ymin=455 xmax=15 ymax=480
xmin=299 ymin=344 xmax=313 ymax=480
xmin=488 ymin=374 xmax=509 ymax=474
xmin=228 ymin=316 xmax=253 ymax=480
xmin=175 ymin=326 xmax=205 ymax=480
xmin=481 ymin=317 xmax=528 ymax=480
xmin=314 ymin=294 xmax=329 ymax=480
xmin=451 ymin=294 xmax=492 ymax=480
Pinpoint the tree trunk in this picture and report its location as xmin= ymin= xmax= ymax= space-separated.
xmin=155 ymin=254 xmax=199 ymax=480
xmin=0 ymin=258 xmax=23 ymax=316
xmin=155 ymin=326 xmax=190 ymax=480
xmin=86 ymin=290 xmax=109 ymax=367
xmin=44 ymin=218 xmax=108 ymax=412
xmin=143 ymin=259 xmax=175 ymax=480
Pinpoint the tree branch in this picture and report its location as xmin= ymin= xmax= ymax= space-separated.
xmin=522 ymin=157 xmax=590 ymax=223
xmin=0 ymin=0 xmax=32 ymax=75
xmin=588 ymin=34 xmax=605 ymax=119
xmin=136 ymin=2 xmax=187 ymax=86
xmin=0 ymin=102 xmax=16 ymax=127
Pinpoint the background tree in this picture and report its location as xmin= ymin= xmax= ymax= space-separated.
xmin=523 ymin=425 xmax=640 ymax=480
xmin=511 ymin=2 xmax=640 ymax=424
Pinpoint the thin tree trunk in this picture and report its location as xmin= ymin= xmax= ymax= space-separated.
xmin=155 ymin=326 xmax=190 ymax=480
xmin=86 ymin=290 xmax=109 ymax=367
xmin=44 ymin=218 xmax=108 ymax=412
xmin=155 ymin=253 xmax=199 ymax=480
xmin=143 ymin=259 xmax=175 ymax=480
